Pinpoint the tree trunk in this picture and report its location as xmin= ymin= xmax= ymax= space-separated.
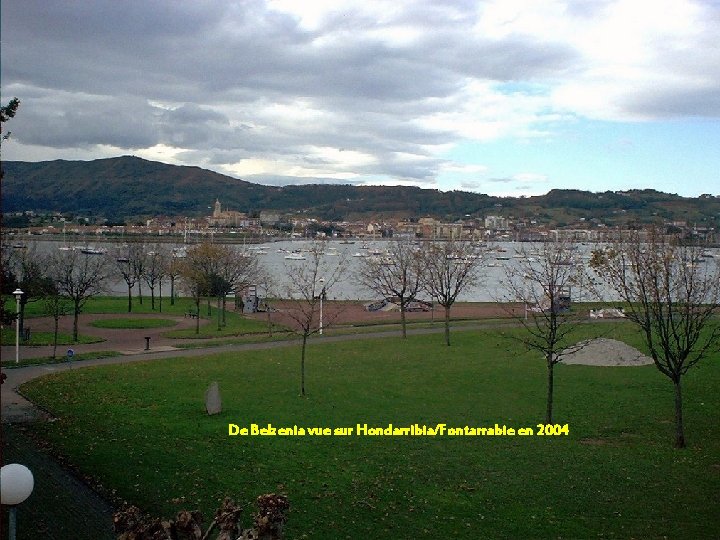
xmin=217 ymin=296 xmax=222 ymax=331
xmin=673 ymin=378 xmax=686 ymax=449
xmin=207 ymin=297 xmax=211 ymax=316
xmin=195 ymin=297 xmax=201 ymax=334
xmin=301 ymin=334 xmax=308 ymax=396
xmin=159 ymin=280 xmax=163 ymax=313
xmin=73 ymin=304 xmax=80 ymax=342
xmin=170 ymin=276 xmax=175 ymax=306
xmin=127 ymin=285 xmax=133 ymax=313
xmin=52 ymin=316 xmax=59 ymax=360
xmin=150 ymin=286 xmax=156 ymax=310
xmin=444 ymin=305 xmax=451 ymax=346
xmin=138 ymin=281 xmax=143 ymax=305
xmin=267 ymin=309 xmax=273 ymax=337
xmin=546 ymin=357 xmax=554 ymax=425
xmin=222 ymin=296 xmax=227 ymax=327
xmin=400 ymin=303 xmax=407 ymax=338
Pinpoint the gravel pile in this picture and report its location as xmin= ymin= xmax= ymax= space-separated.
xmin=559 ymin=338 xmax=654 ymax=366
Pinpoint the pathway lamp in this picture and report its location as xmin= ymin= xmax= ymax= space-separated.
xmin=13 ymin=288 xmax=23 ymax=364
xmin=1 ymin=463 xmax=35 ymax=540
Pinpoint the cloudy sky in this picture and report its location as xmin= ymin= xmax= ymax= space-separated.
xmin=2 ymin=0 xmax=719 ymax=197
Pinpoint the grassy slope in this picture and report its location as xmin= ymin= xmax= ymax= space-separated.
xmin=21 ymin=325 xmax=720 ymax=539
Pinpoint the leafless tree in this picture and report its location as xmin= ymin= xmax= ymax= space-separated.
xmin=590 ymin=228 xmax=720 ymax=448
xmin=255 ymin=271 xmax=276 ymax=337
xmin=41 ymin=283 xmax=72 ymax=360
xmin=164 ymin=251 xmax=184 ymax=306
xmin=357 ymin=239 xmax=423 ymax=338
xmin=419 ymin=240 xmax=486 ymax=346
xmin=4 ymin=244 xmax=47 ymax=336
xmin=47 ymin=249 xmax=109 ymax=341
xmin=112 ymin=242 xmax=145 ymax=312
xmin=281 ymin=242 xmax=347 ymax=396
xmin=143 ymin=245 xmax=167 ymax=311
xmin=498 ymin=240 xmax=589 ymax=424
xmin=214 ymin=246 xmax=261 ymax=327
xmin=133 ymin=244 xmax=147 ymax=305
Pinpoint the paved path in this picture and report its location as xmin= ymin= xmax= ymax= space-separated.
xmin=2 ymin=327 xmax=468 ymax=420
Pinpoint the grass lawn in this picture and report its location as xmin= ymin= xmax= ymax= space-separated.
xmin=0 ymin=327 xmax=103 ymax=347
xmin=90 ymin=318 xmax=178 ymax=330
xmin=10 ymin=296 xmax=200 ymax=317
xmin=20 ymin=324 xmax=720 ymax=539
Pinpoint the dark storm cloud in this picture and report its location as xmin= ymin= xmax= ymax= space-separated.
xmin=13 ymin=95 xmax=161 ymax=149
xmin=0 ymin=0 xmax=577 ymax=175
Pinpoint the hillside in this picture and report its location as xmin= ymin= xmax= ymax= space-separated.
xmin=2 ymin=157 xmax=719 ymax=227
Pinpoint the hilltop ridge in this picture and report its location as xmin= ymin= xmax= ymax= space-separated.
xmin=2 ymin=156 xmax=718 ymax=228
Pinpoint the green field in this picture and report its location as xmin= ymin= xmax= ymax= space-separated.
xmin=20 ymin=325 xmax=720 ymax=538
xmin=0 ymin=328 xmax=103 ymax=347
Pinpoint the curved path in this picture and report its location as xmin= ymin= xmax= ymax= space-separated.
xmin=2 ymin=317 xmax=494 ymax=422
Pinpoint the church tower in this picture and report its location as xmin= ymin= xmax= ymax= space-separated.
xmin=213 ymin=199 xmax=222 ymax=218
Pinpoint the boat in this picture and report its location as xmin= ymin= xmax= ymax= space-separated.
xmin=284 ymin=253 xmax=306 ymax=260
xmin=80 ymin=247 xmax=107 ymax=255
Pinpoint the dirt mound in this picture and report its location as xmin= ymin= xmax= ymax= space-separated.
xmin=559 ymin=338 xmax=654 ymax=367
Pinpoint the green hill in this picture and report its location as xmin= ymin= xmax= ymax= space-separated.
xmin=2 ymin=156 xmax=719 ymax=227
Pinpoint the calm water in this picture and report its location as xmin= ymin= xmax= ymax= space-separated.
xmin=22 ymin=238 xmax=630 ymax=302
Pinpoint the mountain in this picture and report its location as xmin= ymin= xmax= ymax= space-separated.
xmin=2 ymin=156 xmax=719 ymax=227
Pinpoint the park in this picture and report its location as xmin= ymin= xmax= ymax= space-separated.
xmin=2 ymin=293 xmax=719 ymax=538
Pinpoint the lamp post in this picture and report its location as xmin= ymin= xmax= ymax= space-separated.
xmin=13 ymin=289 xmax=24 ymax=364
xmin=1 ymin=463 xmax=35 ymax=540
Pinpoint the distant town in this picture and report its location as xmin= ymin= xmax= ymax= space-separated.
xmin=5 ymin=197 xmax=718 ymax=245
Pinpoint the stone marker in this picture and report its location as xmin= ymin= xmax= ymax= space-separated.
xmin=205 ymin=381 xmax=222 ymax=415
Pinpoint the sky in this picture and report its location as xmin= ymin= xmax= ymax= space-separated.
xmin=1 ymin=0 xmax=719 ymax=197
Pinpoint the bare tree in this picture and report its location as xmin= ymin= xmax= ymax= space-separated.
xmin=47 ymin=249 xmax=109 ymax=341
xmin=4 ymin=244 xmax=46 ymax=336
xmin=41 ymin=282 xmax=72 ymax=360
xmin=143 ymin=246 xmax=166 ymax=311
xmin=590 ymin=228 xmax=720 ymax=448
xmin=357 ymin=239 xmax=423 ymax=338
xmin=214 ymin=246 xmax=261 ymax=327
xmin=419 ymin=240 xmax=486 ymax=346
xmin=165 ymin=252 xmax=184 ymax=306
xmin=498 ymin=240 xmax=588 ymax=424
xmin=133 ymin=245 xmax=147 ymax=305
xmin=281 ymin=242 xmax=347 ymax=396
xmin=179 ymin=243 xmax=215 ymax=334
xmin=112 ymin=243 xmax=145 ymax=312
xmin=255 ymin=271 xmax=276 ymax=337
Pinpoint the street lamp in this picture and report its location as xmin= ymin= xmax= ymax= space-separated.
xmin=1 ymin=463 xmax=34 ymax=540
xmin=13 ymin=288 xmax=23 ymax=364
